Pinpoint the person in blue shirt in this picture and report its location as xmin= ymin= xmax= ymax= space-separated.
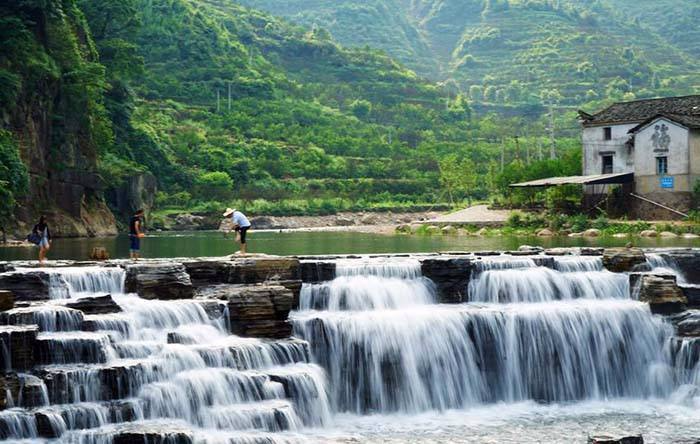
xmin=223 ymin=208 xmax=251 ymax=255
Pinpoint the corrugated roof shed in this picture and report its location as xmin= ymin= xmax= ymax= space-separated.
xmin=510 ymin=172 xmax=634 ymax=188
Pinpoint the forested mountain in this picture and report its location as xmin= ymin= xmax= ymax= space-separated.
xmin=239 ymin=0 xmax=700 ymax=109
xmin=5 ymin=0 xmax=581 ymax=234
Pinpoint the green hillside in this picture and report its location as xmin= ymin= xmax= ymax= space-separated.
xmin=1 ymin=0 xmax=585 ymax=231
xmin=239 ymin=0 xmax=700 ymax=108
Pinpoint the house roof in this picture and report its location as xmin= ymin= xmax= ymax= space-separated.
xmin=579 ymin=95 xmax=700 ymax=127
xmin=509 ymin=172 xmax=634 ymax=188
xmin=627 ymin=113 xmax=700 ymax=134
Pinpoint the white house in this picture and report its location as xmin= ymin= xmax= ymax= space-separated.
xmin=578 ymin=95 xmax=700 ymax=218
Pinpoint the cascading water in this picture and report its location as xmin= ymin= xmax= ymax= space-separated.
xmin=292 ymin=255 xmax=694 ymax=423
xmin=467 ymin=256 xmax=629 ymax=303
xmin=2 ymin=253 xmax=699 ymax=443
xmin=0 ymin=266 xmax=330 ymax=443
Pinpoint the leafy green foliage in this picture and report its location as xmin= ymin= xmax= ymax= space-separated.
xmin=0 ymin=131 xmax=28 ymax=233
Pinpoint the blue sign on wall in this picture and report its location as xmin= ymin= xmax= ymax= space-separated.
xmin=660 ymin=176 xmax=674 ymax=189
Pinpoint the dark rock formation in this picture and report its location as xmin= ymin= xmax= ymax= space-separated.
xmin=228 ymin=257 xmax=301 ymax=285
xmin=18 ymin=374 xmax=49 ymax=407
xmin=588 ymin=435 xmax=643 ymax=444
xmin=125 ymin=263 xmax=194 ymax=300
xmin=299 ymin=261 xmax=336 ymax=283
xmin=0 ymin=264 xmax=13 ymax=274
xmin=199 ymin=285 xmax=294 ymax=338
xmin=638 ymin=274 xmax=687 ymax=314
xmin=602 ymin=248 xmax=646 ymax=272
xmin=0 ymin=291 xmax=13 ymax=312
xmin=0 ymin=271 xmax=66 ymax=301
xmin=0 ymin=373 xmax=20 ymax=409
xmin=0 ymin=326 xmax=38 ymax=371
xmin=107 ymin=173 xmax=157 ymax=222
xmin=674 ymin=310 xmax=700 ymax=337
xmin=664 ymin=251 xmax=700 ymax=284
xmin=112 ymin=429 xmax=193 ymax=444
xmin=65 ymin=294 xmax=121 ymax=314
xmin=421 ymin=258 xmax=473 ymax=303
xmin=680 ymin=285 xmax=700 ymax=308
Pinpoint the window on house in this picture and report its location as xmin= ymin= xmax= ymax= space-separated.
xmin=656 ymin=156 xmax=668 ymax=175
xmin=603 ymin=127 xmax=612 ymax=141
xmin=602 ymin=155 xmax=614 ymax=174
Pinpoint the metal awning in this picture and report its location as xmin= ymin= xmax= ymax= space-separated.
xmin=509 ymin=172 xmax=634 ymax=188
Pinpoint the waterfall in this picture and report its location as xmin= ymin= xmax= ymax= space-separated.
xmin=0 ymin=265 xmax=329 ymax=443
xmin=646 ymin=253 xmax=687 ymax=284
xmin=468 ymin=256 xmax=628 ymax=303
xmin=293 ymin=257 xmax=675 ymax=415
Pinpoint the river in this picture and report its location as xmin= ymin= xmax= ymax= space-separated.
xmin=1 ymin=230 xmax=699 ymax=261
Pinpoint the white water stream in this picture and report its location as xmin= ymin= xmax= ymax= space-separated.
xmin=0 ymin=255 xmax=699 ymax=443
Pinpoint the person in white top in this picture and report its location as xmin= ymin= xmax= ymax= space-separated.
xmin=223 ymin=208 xmax=252 ymax=254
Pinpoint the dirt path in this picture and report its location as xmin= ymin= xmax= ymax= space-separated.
xmin=426 ymin=205 xmax=510 ymax=225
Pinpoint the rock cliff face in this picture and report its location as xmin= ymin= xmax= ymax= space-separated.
xmin=1 ymin=2 xmax=117 ymax=238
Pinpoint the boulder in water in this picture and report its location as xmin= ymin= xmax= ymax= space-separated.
xmin=682 ymin=233 xmax=700 ymax=239
xmin=602 ymin=248 xmax=646 ymax=272
xmin=588 ymin=434 xmax=643 ymax=444
xmin=536 ymin=228 xmax=553 ymax=237
xmin=584 ymin=228 xmax=601 ymax=237
xmin=664 ymin=251 xmax=700 ymax=284
xmin=640 ymin=230 xmax=658 ymax=237
xmin=335 ymin=216 xmax=355 ymax=226
xmin=65 ymin=294 xmax=121 ymax=314
xmin=125 ymin=263 xmax=194 ymax=300
xmin=659 ymin=231 xmax=678 ymax=238
xmin=638 ymin=274 xmax=687 ymax=314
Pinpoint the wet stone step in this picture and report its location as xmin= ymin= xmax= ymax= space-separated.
xmin=0 ymin=325 xmax=38 ymax=371
xmin=192 ymin=338 xmax=310 ymax=370
xmin=33 ymin=399 xmax=144 ymax=438
xmin=0 ymin=306 xmax=84 ymax=332
xmin=64 ymin=294 xmax=122 ymax=315
xmin=17 ymin=374 xmax=49 ymax=408
xmin=0 ymin=270 xmax=68 ymax=301
xmin=82 ymin=314 xmax=133 ymax=337
xmin=36 ymin=332 xmax=112 ymax=365
xmin=38 ymin=361 xmax=157 ymax=403
xmin=125 ymin=263 xmax=194 ymax=300
xmin=203 ymin=399 xmax=300 ymax=432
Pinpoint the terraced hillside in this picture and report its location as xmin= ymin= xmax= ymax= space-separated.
xmin=239 ymin=0 xmax=700 ymax=107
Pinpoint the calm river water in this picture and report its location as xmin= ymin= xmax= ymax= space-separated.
xmin=1 ymin=230 xmax=698 ymax=261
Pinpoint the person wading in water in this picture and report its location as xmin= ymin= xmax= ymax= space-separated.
xmin=32 ymin=215 xmax=51 ymax=264
xmin=129 ymin=209 xmax=145 ymax=260
xmin=223 ymin=208 xmax=251 ymax=255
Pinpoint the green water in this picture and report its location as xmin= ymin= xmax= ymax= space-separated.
xmin=1 ymin=230 xmax=698 ymax=261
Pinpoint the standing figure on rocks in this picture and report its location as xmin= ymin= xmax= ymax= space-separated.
xmin=129 ymin=209 xmax=145 ymax=260
xmin=223 ymin=208 xmax=251 ymax=255
xmin=32 ymin=215 xmax=51 ymax=264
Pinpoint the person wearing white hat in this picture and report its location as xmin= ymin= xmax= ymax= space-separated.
xmin=223 ymin=208 xmax=251 ymax=254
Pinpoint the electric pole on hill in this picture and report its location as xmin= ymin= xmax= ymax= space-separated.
xmin=548 ymin=102 xmax=557 ymax=159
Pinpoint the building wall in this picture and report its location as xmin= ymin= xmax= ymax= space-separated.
xmin=582 ymin=124 xmax=636 ymax=177
xmin=690 ymin=130 xmax=700 ymax=192
xmin=633 ymin=118 xmax=690 ymax=193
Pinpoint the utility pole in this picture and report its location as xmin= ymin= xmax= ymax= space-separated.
xmin=216 ymin=89 xmax=220 ymax=113
xmin=228 ymin=82 xmax=232 ymax=112
xmin=514 ymin=136 xmax=521 ymax=162
xmin=548 ymin=102 xmax=557 ymax=159
xmin=500 ymin=138 xmax=505 ymax=172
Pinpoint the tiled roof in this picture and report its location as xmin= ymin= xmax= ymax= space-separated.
xmin=628 ymin=113 xmax=700 ymax=133
xmin=579 ymin=95 xmax=700 ymax=126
